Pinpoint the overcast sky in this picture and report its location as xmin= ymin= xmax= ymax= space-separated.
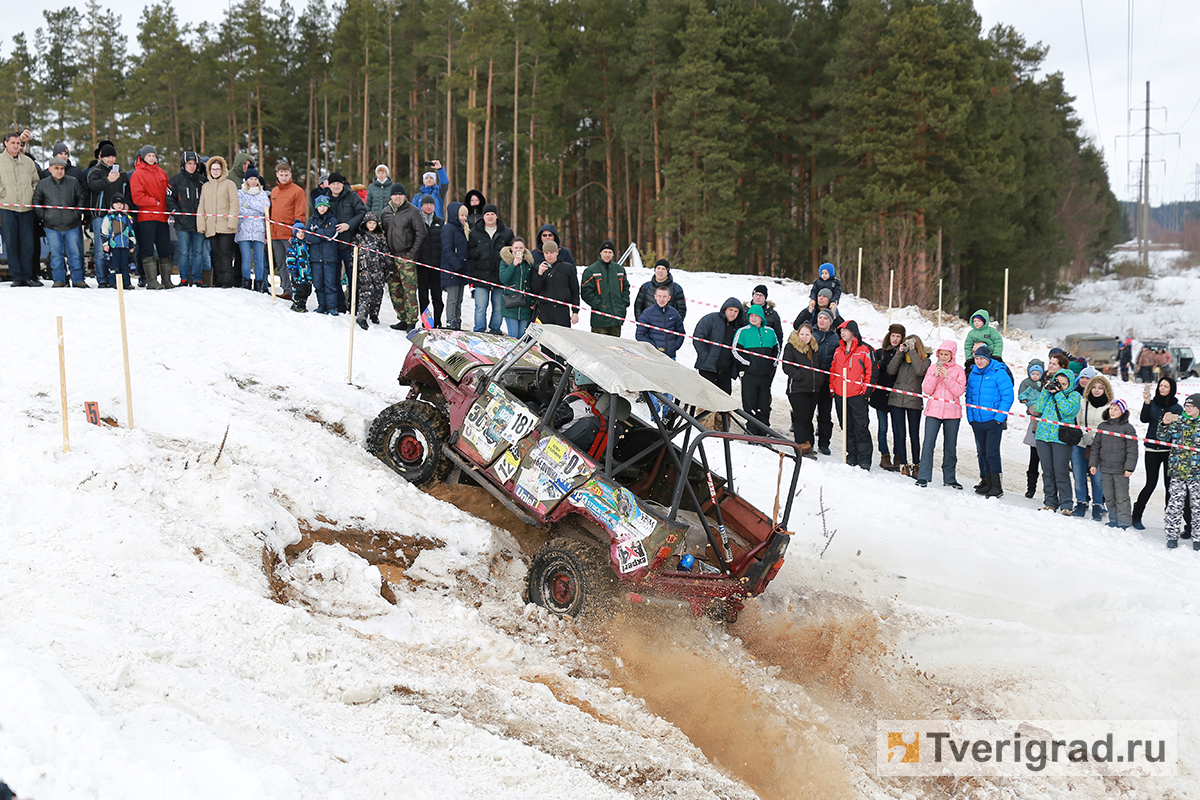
xmin=8 ymin=0 xmax=1200 ymax=205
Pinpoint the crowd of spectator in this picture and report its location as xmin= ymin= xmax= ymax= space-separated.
xmin=4 ymin=130 xmax=1197 ymax=547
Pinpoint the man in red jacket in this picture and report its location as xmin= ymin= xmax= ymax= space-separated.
xmin=831 ymin=319 xmax=874 ymax=470
xmin=128 ymin=145 xmax=174 ymax=288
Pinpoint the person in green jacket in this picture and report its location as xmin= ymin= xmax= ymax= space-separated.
xmin=499 ymin=237 xmax=535 ymax=338
xmin=580 ymin=239 xmax=629 ymax=336
xmin=963 ymin=309 xmax=1004 ymax=361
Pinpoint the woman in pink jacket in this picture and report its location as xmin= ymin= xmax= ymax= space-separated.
xmin=916 ymin=339 xmax=966 ymax=488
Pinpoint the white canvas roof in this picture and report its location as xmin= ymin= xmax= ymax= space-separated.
xmin=528 ymin=323 xmax=739 ymax=412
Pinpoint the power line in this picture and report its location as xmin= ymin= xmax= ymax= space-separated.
xmin=1078 ymin=0 xmax=1103 ymax=148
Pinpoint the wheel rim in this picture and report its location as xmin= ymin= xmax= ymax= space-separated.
xmin=390 ymin=426 xmax=429 ymax=471
xmin=546 ymin=567 xmax=577 ymax=611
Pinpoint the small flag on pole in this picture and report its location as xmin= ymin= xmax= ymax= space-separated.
xmin=419 ymin=303 xmax=436 ymax=331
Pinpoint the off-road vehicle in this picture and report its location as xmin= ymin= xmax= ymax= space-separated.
xmin=366 ymin=324 xmax=800 ymax=622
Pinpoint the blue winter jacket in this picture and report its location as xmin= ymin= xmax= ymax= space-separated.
xmin=440 ymin=201 xmax=472 ymax=288
xmin=411 ymin=167 xmax=449 ymax=218
xmin=307 ymin=210 xmax=340 ymax=263
xmin=635 ymin=303 xmax=686 ymax=359
xmin=809 ymin=262 xmax=842 ymax=305
xmin=965 ymin=357 xmax=1014 ymax=424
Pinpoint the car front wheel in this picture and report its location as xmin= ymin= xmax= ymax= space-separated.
xmin=366 ymin=399 xmax=451 ymax=486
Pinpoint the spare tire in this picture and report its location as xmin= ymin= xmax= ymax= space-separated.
xmin=366 ymin=400 xmax=451 ymax=486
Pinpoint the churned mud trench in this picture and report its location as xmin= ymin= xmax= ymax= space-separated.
xmin=272 ymin=486 xmax=1017 ymax=800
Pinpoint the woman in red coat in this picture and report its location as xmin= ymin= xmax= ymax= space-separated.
xmin=128 ymin=144 xmax=174 ymax=288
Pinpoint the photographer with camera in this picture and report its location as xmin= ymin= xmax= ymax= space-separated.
xmin=1031 ymin=368 xmax=1081 ymax=514
xmin=412 ymin=159 xmax=448 ymax=218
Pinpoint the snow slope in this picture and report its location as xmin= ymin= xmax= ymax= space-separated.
xmin=1 ymin=261 xmax=1197 ymax=799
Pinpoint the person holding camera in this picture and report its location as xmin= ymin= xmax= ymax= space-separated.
xmin=412 ymin=159 xmax=448 ymax=217
xmin=86 ymin=141 xmax=132 ymax=288
xmin=1031 ymin=368 xmax=1081 ymax=514
xmin=528 ymin=239 xmax=579 ymax=328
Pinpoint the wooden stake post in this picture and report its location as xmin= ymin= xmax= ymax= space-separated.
xmin=57 ymin=316 xmax=69 ymax=453
xmin=1003 ymin=268 xmax=1009 ymax=335
xmin=856 ymin=247 xmax=862 ymax=297
xmin=841 ymin=368 xmax=848 ymax=465
xmin=347 ymin=247 xmax=360 ymax=383
xmin=266 ymin=202 xmax=277 ymax=302
xmin=937 ymin=279 xmax=943 ymax=341
xmin=887 ymin=269 xmax=894 ymax=326
xmin=115 ymin=279 xmax=135 ymax=429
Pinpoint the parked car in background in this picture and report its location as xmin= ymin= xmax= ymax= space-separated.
xmin=1063 ymin=333 xmax=1119 ymax=375
xmin=1169 ymin=346 xmax=1197 ymax=378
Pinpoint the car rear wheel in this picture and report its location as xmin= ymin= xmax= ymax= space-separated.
xmin=366 ymin=399 xmax=451 ymax=486
xmin=527 ymin=538 xmax=616 ymax=618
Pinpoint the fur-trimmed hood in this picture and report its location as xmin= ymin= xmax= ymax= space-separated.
xmin=205 ymin=156 xmax=229 ymax=181
xmin=500 ymin=245 xmax=534 ymax=265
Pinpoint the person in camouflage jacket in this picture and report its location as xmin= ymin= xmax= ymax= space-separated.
xmin=1160 ymin=393 xmax=1200 ymax=548
xmin=353 ymin=212 xmax=391 ymax=330
xmin=285 ymin=221 xmax=312 ymax=312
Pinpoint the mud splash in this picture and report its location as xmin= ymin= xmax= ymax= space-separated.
xmin=603 ymin=610 xmax=858 ymax=800
xmin=425 ymin=483 xmax=550 ymax=555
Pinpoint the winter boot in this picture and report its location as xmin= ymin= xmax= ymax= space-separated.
xmin=1167 ymin=539 xmax=1178 ymax=549
xmin=1071 ymin=501 xmax=1088 ymax=517
xmin=202 ymin=269 xmax=213 ymax=286
xmin=975 ymin=476 xmax=990 ymax=495
xmin=1132 ymin=518 xmax=1146 ymax=531
xmin=1091 ymin=503 xmax=1106 ymax=522
xmin=986 ymin=472 xmax=1004 ymax=498
xmin=880 ymin=453 xmax=894 ymax=471
xmin=157 ymin=257 xmax=174 ymax=289
xmin=1025 ymin=468 xmax=1038 ymax=498
xmin=142 ymin=258 xmax=162 ymax=289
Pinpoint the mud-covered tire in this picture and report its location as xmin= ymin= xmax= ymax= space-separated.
xmin=527 ymin=538 xmax=616 ymax=618
xmin=366 ymin=400 xmax=451 ymax=486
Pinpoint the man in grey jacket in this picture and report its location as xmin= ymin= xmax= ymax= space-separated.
xmin=32 ymin=158 xmax=87 ymax=287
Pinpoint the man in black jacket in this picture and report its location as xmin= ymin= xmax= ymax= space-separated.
xmin=32 ymin=158 xmax=87 ymax=287
xmin=86 ymin=141 xmax=132 ymax=289
xmin=415 ymin=196 xmax=444 ymax=327
xmin=381 ymin=183 xmax=424 ymax=329
xmin=166 ymin=152 xmax=205 ymax=286
xmin=693 ymin=297 xmax=745 ymax=394
xmin=469 ymin=203 xmax=514 ymax=333
xmin=326 ymin=172 xmax=366 ymax=313
xmin=528 ymin=240 xmax=578 ymax=327
xmin=633 ymin=258 xmax=687 ymax=323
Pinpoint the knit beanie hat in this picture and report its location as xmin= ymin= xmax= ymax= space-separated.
xmin=137 ymin=144 xmax=157 ymax=159
xmin=600 ymin=239 xmax=615 ymax=253
xmin=375 ymin=164 xmax=390 ymax=176
xmin=654 ymin=258 xmax=670 ymax=270
xmin=818 ymin=288 xmax=833 ymax=301
xmin=1077 ymin=365 xmax=1098 ymax=384
xmin=1186 ymin=393 xmax=1200 ymax=409
xmin=483 ymin=203 xmax=499 ymax=215
xmin=753 ymin=284 xmax=768 ymax=298
xmin=1111 ymin=398 xmax=1128 ymax=416
xmin=973 ymin=344 xmax=993 ymax=363
xmin=420 ymin=195 xmax=436 ymax=208
xmin=422 ymin=171 xmax=436 ymax=182
xmin=244 ymin=166 xmax=261 ymax=183
xmin=314 ymin=195 xmax=331 ymax=208
xmin=541 ymin=239 xmax=558 ymax=254
xmin=99 ymin=143 xmax=117 ymax=159
xmin=327 ymin=172 xmax=348 ymax=185
xmin=53 ymin=142 xmax=69 ymax=156
xmin=110 ymin=193 xmax=127 ymax=207
xmin=390 ymin=183 xmax=407 ymax=197
xmin=817 ymin=309 xmax=836 ymax=326
xmin=292 ymin=220 xmax=306 ymax=233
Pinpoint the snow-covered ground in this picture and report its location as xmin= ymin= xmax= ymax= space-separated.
xmin=2 ymin=254 xmax=1198 ymax=800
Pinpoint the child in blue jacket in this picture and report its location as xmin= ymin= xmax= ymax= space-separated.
xmin=307 ymin=196 xmax=340 ymax=315
xmin=285 ymin=221 xmax=312 ymax=312
xmin=808 ymin=262 xmax=842 ymax=313
xmin=100 ymin=195 xmax=137 ymax=289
